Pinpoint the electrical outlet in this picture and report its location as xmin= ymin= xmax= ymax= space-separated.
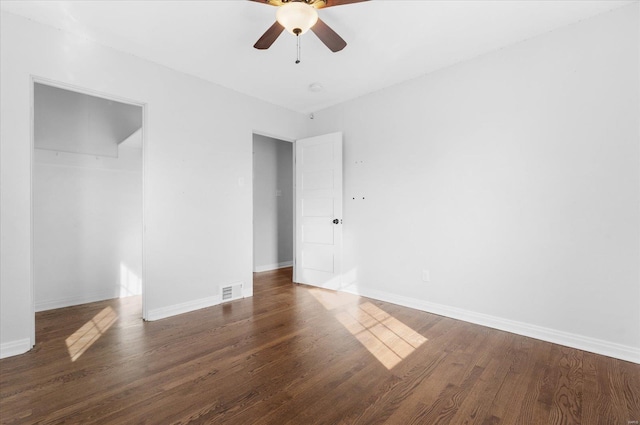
xmin=422 ymin=270 xmax=430 ymax=282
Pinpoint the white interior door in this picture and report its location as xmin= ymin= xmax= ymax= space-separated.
xmin=294 ymin=132 xmax=343 ymax=288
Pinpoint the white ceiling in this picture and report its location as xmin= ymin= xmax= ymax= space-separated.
xmin=1 ymin=0 xmax=634 ymax=114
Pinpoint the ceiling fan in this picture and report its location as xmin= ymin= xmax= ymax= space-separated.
xmin=250 ymin=0 xmax=369 ymax=54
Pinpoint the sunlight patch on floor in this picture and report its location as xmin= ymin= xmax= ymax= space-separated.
xmin=65 ymin=306 xmax=118 ymax=362
xmin=308 ymin=287 xmax=360 ymax=310
xmin=309 ymin=288 xmax=427 ymax=370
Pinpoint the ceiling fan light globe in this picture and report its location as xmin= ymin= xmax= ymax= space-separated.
xmin=276 ymin=2 xmax=319 ymax=35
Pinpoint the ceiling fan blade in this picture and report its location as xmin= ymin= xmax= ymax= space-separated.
xmin=320 ymin=0 xmax=369 ymax=8
xmin=310 ymin=18 xmax=347 ymax=52
xmin=254 ymin=21 xmax=285 ymax=49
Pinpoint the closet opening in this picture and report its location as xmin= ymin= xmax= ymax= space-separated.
xmin=31 ymin=80 xmax=145 ymax=353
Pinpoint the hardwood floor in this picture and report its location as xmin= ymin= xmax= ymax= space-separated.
xmin=1 ymin=267 xmax=638 ymax=424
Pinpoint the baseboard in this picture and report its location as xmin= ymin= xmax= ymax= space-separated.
xmin=254 ymin=261 xmax=293 ymax=273
xmin=35 ymin=291 xmax=120 ymax=312
xmin=341 ymin=285 xmax=640 ymax=364
xmin=146 ymin=295 xmax=221 ymax=321
xmin=0 ymin=338 xmax=32 ymax=359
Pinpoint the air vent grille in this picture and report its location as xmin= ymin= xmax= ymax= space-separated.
xmin=221 ymin=282 xmax=243 ymax=302
xmin=222 ymin=286 xmax=233 ymax=300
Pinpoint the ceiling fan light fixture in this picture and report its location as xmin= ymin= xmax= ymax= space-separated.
xmin=276 ymin=2 xmax=319 ymax=35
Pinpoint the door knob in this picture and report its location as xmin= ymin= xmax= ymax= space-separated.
xmin=332 ymin=219 xmax=339 ymax=224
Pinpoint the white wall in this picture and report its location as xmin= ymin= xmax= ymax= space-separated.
xmin=253 ymin=134 xmax=293 ymax=272
xmin=309 ymin=4 xmax=640 ymax=362
xmin=0 ymin=11 xmax=307 ymax=357
xmin=33 ymin=146 xmax=142 ymax=311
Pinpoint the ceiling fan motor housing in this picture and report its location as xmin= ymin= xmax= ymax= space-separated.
xmin=276 ymin=1 xmax=319 ymax=35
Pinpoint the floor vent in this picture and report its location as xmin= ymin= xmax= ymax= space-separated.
xmin=221 ymin=283 xmax=243 ymax=302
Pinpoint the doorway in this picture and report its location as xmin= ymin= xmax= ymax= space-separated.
xmin=252 ymin=133 xmax=294 ymax=274
xmin=31 ymin=80 xmax=145 ymax=334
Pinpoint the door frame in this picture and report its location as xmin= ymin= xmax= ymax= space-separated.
xmin=29 ymin=76 xmax=148 ymax=346
xmin=251 ymin=130 xmax=297 ymax=285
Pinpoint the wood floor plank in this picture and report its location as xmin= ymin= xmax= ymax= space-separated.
xmin=403 ymin=364 xmax=485 ymax=425
xmin=341 ymin=322 xmax=468 ymax=424
xmin=449 ymin=334 xmax=521 ymax=425
xmin=513 ymin=340 xmax=555 ymax=425
xmin=377 ymin=324 xmax=495 ymax=425
xmin=1 ymin=267 xmax=638 ymax=424
xmin=548 ymin=347 xmax=583 ymax=425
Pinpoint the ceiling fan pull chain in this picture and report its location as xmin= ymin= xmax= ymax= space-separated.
xmin=295 ymin=33 xmax=301 ymax=64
